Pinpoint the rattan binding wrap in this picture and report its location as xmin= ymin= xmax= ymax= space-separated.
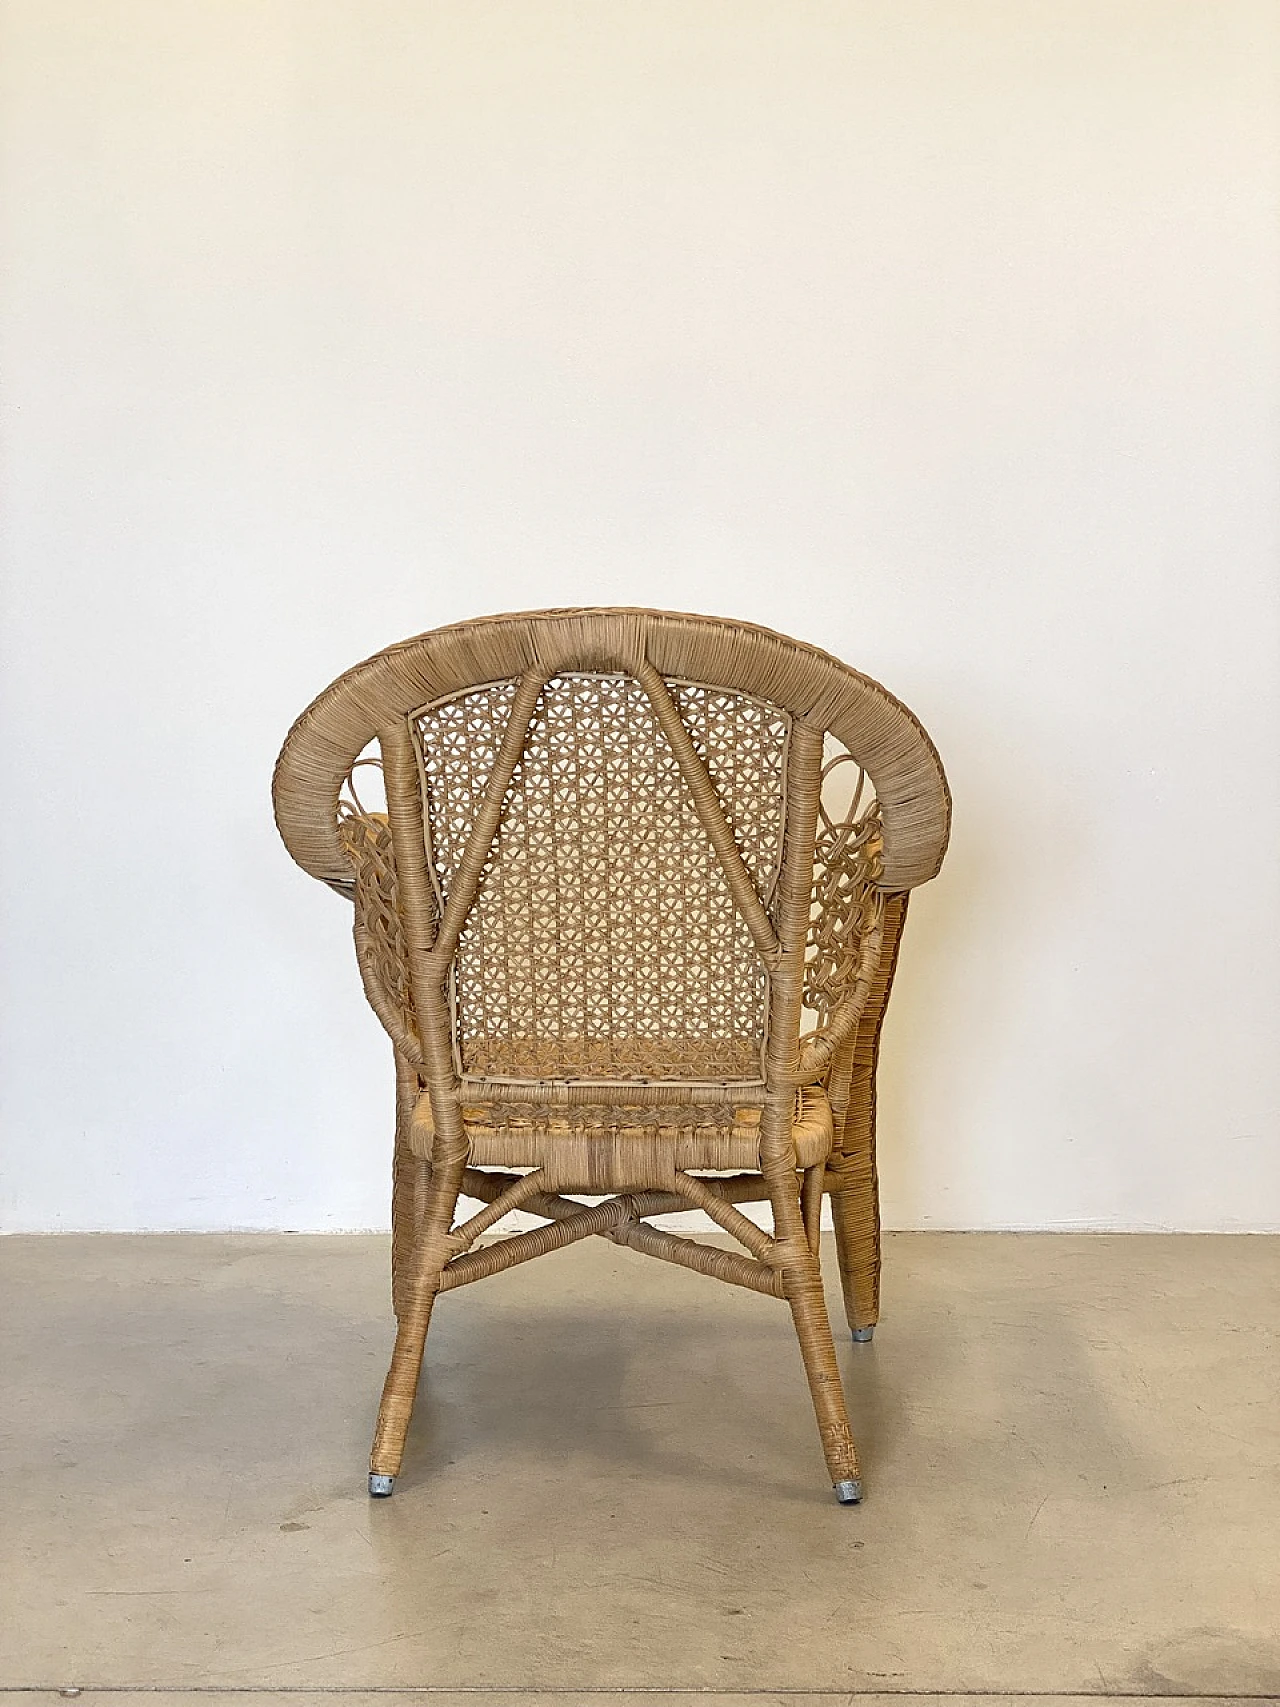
xmin=273 ymin=607 xmax=950 ymax=1502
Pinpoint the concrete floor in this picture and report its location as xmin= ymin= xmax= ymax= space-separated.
xmin=0 ymin=1233 xmax=1277 ymax=1704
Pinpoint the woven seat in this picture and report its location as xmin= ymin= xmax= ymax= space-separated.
xmin=274 ymin=607 xmax=949 ymax=1504
xmin=408 ymin=1085 xmax=834 ymax=1179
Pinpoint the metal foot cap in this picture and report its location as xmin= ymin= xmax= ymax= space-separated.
xmin=368 ymin=1473 xmax=395 ymax=1498
xmin=833 ymin=1478 xmax=863 ymax=1505
xmin=851 ymin=1325 xmax=875 ymax=1343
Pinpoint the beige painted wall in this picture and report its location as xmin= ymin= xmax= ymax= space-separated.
xmin=2 ymin=2 xmax=1277 ymax=1230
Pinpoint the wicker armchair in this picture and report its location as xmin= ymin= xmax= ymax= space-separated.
xmin=273 ymin=609 xmax=949 ymax=1503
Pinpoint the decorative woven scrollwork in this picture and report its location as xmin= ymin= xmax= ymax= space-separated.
xmin=337 ymin=759 xmax=421 ymax=1062
xmin=799 ymin=753 xmax=885 ymax=1082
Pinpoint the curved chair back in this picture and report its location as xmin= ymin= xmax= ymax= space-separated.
xmin=274 ymin=608 xmax=950 ymax=1106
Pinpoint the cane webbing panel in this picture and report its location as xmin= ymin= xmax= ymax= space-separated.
xmin=414 ymin=673 xmax=789 ymax=1082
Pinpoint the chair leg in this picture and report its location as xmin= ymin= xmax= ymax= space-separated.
xmin=830 ymin=1153 xmax=880 ymax=1341
xmin=369 ymin=1155 xmax=462 ymax=1494
xmin=390 ymin=1052 xmax=429 ymax=1320
xmin=780 ymin=1246 xmax=863 ymax=1502
xmin=800 ymin=1163 xmax=824 ymax=1255
xmin=829 ymin=891 xmax=908 ymax=1342
xmin=369 ymin=1283 xmax=438 ymax=1492
xmin=390 ymin=1139 xmax=430 ymax=1321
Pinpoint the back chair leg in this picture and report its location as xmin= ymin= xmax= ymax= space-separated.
xmin=830 ymin=1157 xmax=880 ymax=1341
xmin=829 ymin=891 xmax=909 ymax=1344
xmin=781 ymin=1247 xmax=863 ymax=1503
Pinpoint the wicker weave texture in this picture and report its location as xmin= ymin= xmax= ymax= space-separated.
xmin=416 ymin=672 xmax=788 ymax=1082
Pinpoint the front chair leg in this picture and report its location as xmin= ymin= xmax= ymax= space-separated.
xmin=780 ymin=1243 xmax=863 ymax=1503
xmin=369 ymin=1154 xmax=463 ymax=1496
xmin=390 ymin=1140 xmax=431 ymax=1320
xmin=369 ymin=1282 xmax=438 ymax=1494
xmin=390 ymin=1052 xmax=429 ymax=1320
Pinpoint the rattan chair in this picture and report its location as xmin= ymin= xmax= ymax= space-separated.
xmin=273 ymin=608 xmax=949 ymax=1503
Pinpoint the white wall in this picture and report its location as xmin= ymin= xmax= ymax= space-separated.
xmin=2 ymin=1 xmax=1277 ymax=1233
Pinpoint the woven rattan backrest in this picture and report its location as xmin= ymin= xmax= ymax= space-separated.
xmin=274 ymin=609 xmax=951 ymax=1101
xmin=414 ymin=672 xmax=790 ymax=1083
